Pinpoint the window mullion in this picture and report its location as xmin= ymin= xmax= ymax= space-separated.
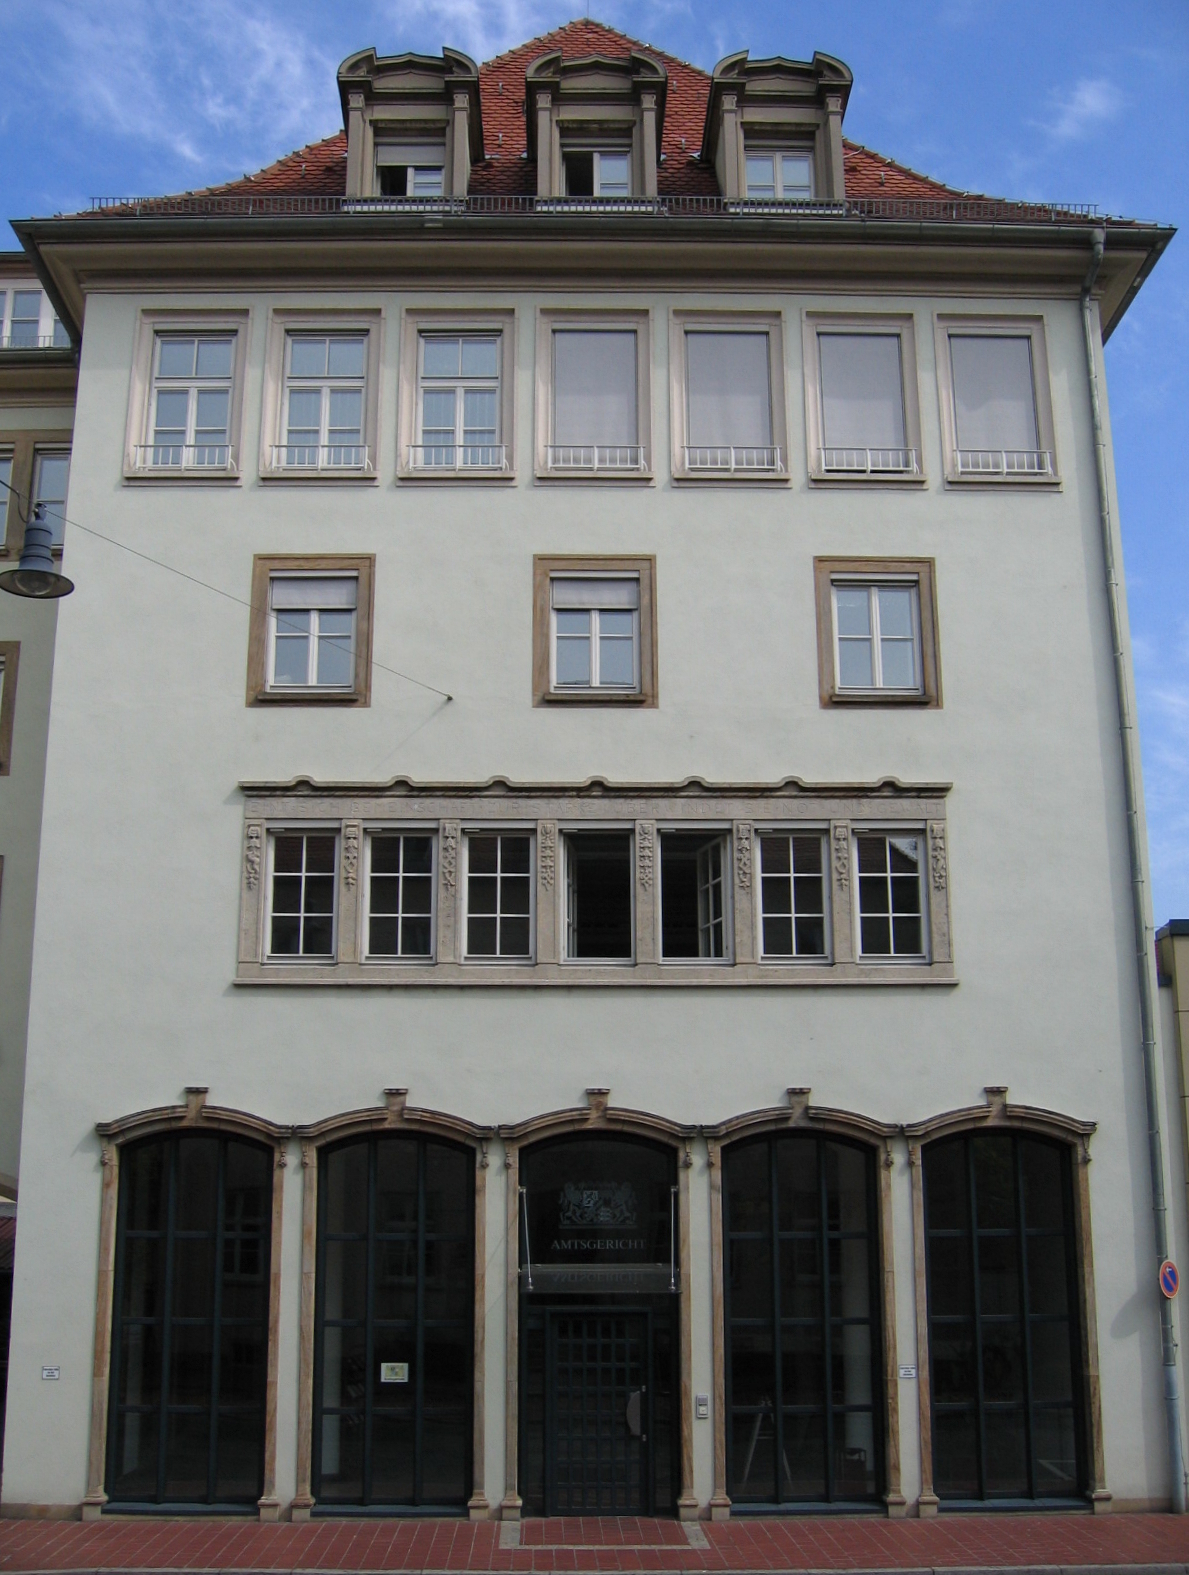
xmin=869 ymin=587 xmax=883 ymax=688
xmin=590 ymin=609 xmax=601 ymax=687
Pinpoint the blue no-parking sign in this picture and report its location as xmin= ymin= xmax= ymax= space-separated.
xmin=1160 ymin=1259 xmax=1180 ymax=1299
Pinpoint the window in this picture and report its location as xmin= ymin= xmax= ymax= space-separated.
xmin=275 ymin=334 xmax=369 ymax=472
xmin=670 ymin=315 xmax=788 ymax=479
xmin=660 ymin=832 xmax=728 ymax=960
xmin=723 ymin=1135 xmax=882 ymax=1505
xmin=0 ymin=641 xmax=18 ymax=776
xmin=935 ymin=316 xmax=1058 ymax=482
xmin=758 ymin=833 xmax=827 ymax=958
xmin=563 ymin=149 xmax=630 ymax=197
xmin=136 ymin=334 xmax=235 ymax=472
xmin=745 ymin=150 xmax=814 ymax=200
xmin=32 ymin=449 xmax=69 ymax=548
xmin=0 ymin=450 xmax=10 ymax=540
xmin=267 ymin=831 xmax=337 ymax=958
xmin=247 ymin=555 xmax=374 ymax=706
xmin=533 ymin=556 xmax=657 ymax=707
xmin=412 ymin=334 xmax=504 ymax=471
xmin=924 ymin=1132 xmax=1084 ymax=1500
xmin=465 ymin=832 xmax=532 ymax=959
xmin=366 ymin=833 xmax=435 ymax=958
xmin=802 ymin=315 xmax=923 ymax=481
xmin=565 ymin=831 xmax=633 ymax=960
xmin=814 ymin=558 xmax=941 ymax=708
xmin=0 ymin=287 xmax=68 ymax=349
xmin=855 ymin=833 xmax=925 ymax=959
xmin=376 ymin=142 xmax=446 ymax=198
xmin=536 ymin=312 xmax=651 ymax=479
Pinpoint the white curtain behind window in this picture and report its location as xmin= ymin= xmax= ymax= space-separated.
xmin=950 ymin=335 xmax=1038 ymax=450
xmin=819 ymin=334 xmax=906 ymax=449
xmin=686 ymin=332 xmax=772 ymax=446
xmin=553 ymin=331 xmax=637 ymax=445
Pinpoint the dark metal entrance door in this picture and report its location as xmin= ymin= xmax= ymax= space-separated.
xmin=545 ymin=1310 xmax=651 ymax=1514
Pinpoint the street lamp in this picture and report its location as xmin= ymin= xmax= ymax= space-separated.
xmin=0 ymin=502 xmax=74 ymax=598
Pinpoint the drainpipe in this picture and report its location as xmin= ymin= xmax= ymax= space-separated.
xmin=1082 ymin=227 xmax=1187 ymax=1512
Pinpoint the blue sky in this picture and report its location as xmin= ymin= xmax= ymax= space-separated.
xmin=2 ymin=0 xmax=1186 ymax=913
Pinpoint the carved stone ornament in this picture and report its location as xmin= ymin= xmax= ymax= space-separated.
xmin=244 ymin=823 xmax=263 ymax=891
xmin=735 ymin=823 xmax=753 ymax=890
xmin=342 ymin=824 xmax=360 ymax=889
xmin=539 ymin=822 xmax=557 ymax=891
xmin=832 ymin=824 xmax=849 ymax=890
xmin=637 ymin=823 xmax=655 ymax=890
xmin=928 ymin=821 xmax=947 ymax=892
xmin=440 ymin=824 xmax=458 ymax=890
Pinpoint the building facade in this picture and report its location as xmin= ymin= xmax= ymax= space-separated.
xmin=0 ymin=21 xmax=1181 ymax=1521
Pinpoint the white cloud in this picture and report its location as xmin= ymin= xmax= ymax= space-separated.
xmin=1044 ymin=77 xmax=1123 ymax=143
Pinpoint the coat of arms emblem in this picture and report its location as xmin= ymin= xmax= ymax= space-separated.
xmin=558 ymin=1181 xmax=638 ymax=1227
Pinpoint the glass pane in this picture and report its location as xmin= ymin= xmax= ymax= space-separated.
xmin=327 ymin=337 xmax=366 ymax=378
xmin=729 ymin=1323 xmax=774 ymax=1409
xmin=924 ymin=1139 xmax=968 ymax=1231
xmin=168 ymin=1320 xmax=213 ymax=1405
xmin=425 ymin=1143 xmax=469 ymax=1236
xmin=153 ymin=389 xmax=189 ymax=437
xmin=172 ymin=1237 xmax=214 ymax=1318
xmin=462 ymin=387 xmax=497 ymax=440
xmin=831 ymin=1320 xmax=872 ymax=1406
xmin=879 ymin=637 xmax=917 ymax=689
xmin=370 ymin=1411 xmax=415 ymax=1503
xmin=745 ymin=155 xmax=776 ymax=199
xmin=422 ymin=337 xmax=460 ymax=378
xmin=597 ymin=152 xmax=630 ymax=195
xmin=764 ymin=916 xmax=794 ymax=955
xmin=1021 ymin=1140 xmax=1066 ymax=1230
xmin=933 ymin=1408 xmax=978 ymax=1496
xmin=760 ymin=835 xmax=790 ymax=875
xmin=973 ymin=1135 xmax=1015 ymax=1230
xmin=834 ymin=587 xmax=871 ymax=637
xmin=819 ymin=335 xmax=905 ymax=450
xmin=163 ymin=1410 xmax=211 ymax=1500
xmin=978 ymin=1234 xmax=1020 ymax=1317
xmin=118 ymin=1323 xmax=162 ymax=1410
xmin=176 ymin=1138 xmax=218 ymax=1231
xmin=782 ymin=1409 xmax=825 ymax=1497
xmin=825 ymin=1143 xmax=869 ymax=1235
xmin=598 ymin=630 xmax=635 ymax=687
xmin=461 ymin=338 xmax=498 ymax=377
xmin=834 ymin=1408 xmax=875 ymax=1499
xmin=553 ymin=330 xmax=637 ymax=446
xmin=686 ymin=332 xmax=772 ymax=447
xmin=877 ymin=586 xmax=915 ymax=638
xmin=730 ymin=1404 xmax=774 ymax=1499
xmin=286 ymin=388 xmax=322 ymax=433
xmin=328 ymin=388 xmax=362 ymax=438
xmin=981 ymin=1323 xmax=1024 ymax=1402
xmin=984 ymin=1407 xmax=1028 ymax=1493
xmin=316 ymin=629 xmax=354 ymax=687
xmin=781 ymin=153 xmax=813 ymax=196
xmin=501 ymin=835 xmax=531 ymax=874
xmin=215 ymin=1409 xmax=264 ymax=1501
xmin=726 ymin=1142 xmax=769 ymax=1234
xmin=950 ymin=334 xmax=1039 ymax=451
xmin=779 ymin=1235 xmax=820 ymax=1318
xmin=776 ymin=1140 xmax=818 ymax=1231
xmin=121 ymin=1237 xmax=166 ymax=1319
xmin=838 ymin=640 xmax=874 ymax=688
xmin=319 ymin=1410 xmax=363 ymax=1498
xmin=1033 ymin=1407 xmax=1078 ymax=1495
xmin=931 ymin=1328 xmax=975 ymax=1403
xmin=325 ymin=1143 xmax=368 ymax=1234
xmin=729 ymin=1237 xmax=772 ymax=1319
xmin=1030 ymin=1321 xmax=1073 ymax=1403
xmin=926 ymin=1234 xmax=972 ymax=1317
xmin=1026 ymin=1240 xmax=1069 ymax=1316
xmin=289 ymin=338 xmax=327 ymax=377
xmin=112 ymin=1405 xmax=160 ymax=1499
xmin=422 ymin=388 xmax=456 ymax=436
xmin=272 ymin=631 xmax=309 ymax=686
xmin=124 ymin=1140 xmax=167 ymax=1232
xmin=194 ymin=389 xmax=229 ymax=440
xmin=157 ymin=338 xmax=196 ymax=377
xmin=195 ymin=337 xmax=233 ymax=378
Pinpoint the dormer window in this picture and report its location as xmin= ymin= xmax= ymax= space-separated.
xmin=745 ymin=149 xmax=814 ymax=201
xmin=563 ymin=149 xmax=631 ymax=198
xmin=376 ymin=143 xmax=445 ymax=199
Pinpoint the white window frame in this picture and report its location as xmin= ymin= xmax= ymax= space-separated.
xmin=31 ymin=448 xmax=70 ymax=549
xmin=802 ymin=312 xmax=925 ymax=483
xmin=561 ymin=826 xmax=636 ymax=965
xmin=535 ymin=309 xmax=652 ymax=480
xmin=462 ymin=828 xmax=535 ymax=963
xmin=374 ymin=142 xmax=447 ymax=199
xmin=657 ymin=828 xmax=733 ymax=964
xmin=398 ymin=309 xmax=516 ymax=483
xmin=259 ymin=310 xmax=381 ymax=483
xmin=562 ymin=147 xmax=633 ymax=199
xmin=265 ymin=827 xmax=339 ymax=962
xmin=266 ymin=571 xmax=359 ymax=694
xmin=135 ymin=331 xmax=238 ymax=474
xmin=549 ymin=574 xmax=641 ymax=695
xmin=853 ymin=828 xmax=929 ymax=962
xmin=0 ymin=285 xmax=69 ymax=350
xmin=363 ymin=829 xmax=437 ymax=962
xmin=125 ymin=311 xmax=249 ymax=485
xmin=744 ymin=148 xmax=815 ymax=202
xmin=934 ymin=314 xmax=1059 ymax=485
xmin=669 ymin=310 xmax=788 ymax=481
xmin=411 ymin=331 xmax=505 ymax=473
xmin=755 ymin=828 xmax=831 ymax=962
xmin=275 ymin=331 xmax=370 ymax=473
xmin=831 ymin=577 xmax=924 ymax=696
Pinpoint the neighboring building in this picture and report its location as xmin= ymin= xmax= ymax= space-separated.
xmin=0 ymin=20 xmax=1180 ymax=1523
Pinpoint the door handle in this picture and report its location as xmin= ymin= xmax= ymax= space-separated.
xmin=625 ymin=1389 xmax=642 ymax=1437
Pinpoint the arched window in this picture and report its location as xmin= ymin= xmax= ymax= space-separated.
xmin=723 ymin=1134 xmax=882 ymax=1506
xmin=313 ymin=1134 xmax=473 ymax=1509
xmin=923 ymin=1131 xmax=1084 ymax=1501
xmin=106 ymin=1133 xmax=272 ymax=1506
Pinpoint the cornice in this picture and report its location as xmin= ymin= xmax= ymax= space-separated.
xmin=96 ymin=1086 xmax=291 ymax=1147
xmin=238 ymin=772 xmax=953 ymax=798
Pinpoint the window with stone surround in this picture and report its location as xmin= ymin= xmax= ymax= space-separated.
xmin=802 ymin=314 xmax=924 ymax=482
xmin=814 ymin=558 xmax=941 ymax=709
xmin=669 ymin=312 xmax=789 ymax=481
xmin=465 ymin=832 xmax=533 ymax=960
xmin=533 ymin=555 xmax=657 ymax=707
xmin=124 ymin=311 xmax=248 ymax=484
xmin=757 ymin=831 xmax=828 ymax=959
xmin=934 ymin=315 xmax=1059 ymax=484
xmin=266 ymin=830 xmax=338 ymax=959
xmin=246 ymin=555 xmax=374 ymax=707
xmin=365 ymin=832 xmax=436 ymax=959
xmin=535 ymin=310 xmax=652 ymax=480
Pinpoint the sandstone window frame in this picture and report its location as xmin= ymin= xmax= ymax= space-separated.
xmin=0 ymin=641 xmax=18 ymax=775
xmin=754 ymin=825 xmax=831 ymax=963
xmin=814 ymin=557 xmax=942 ymax=709
xmin=263 ymin=825 xmax=340 ymax=964
xmin=802 ymin=312 xmax=925 ymax=485
xmin=532 ymin=555 xmax=658 ymax=707
xmin=362 ymin=827 xmax=438 ymax=963
xmin=852 ymin=826 xmax=930 ymax=963
xmin=259 ymin=309 xmax=382 ymax=483
xmin=246 ymin=554 xmax=374 ymax=707
xmin=535 ymin=308 xmax=653 ymax=482
xmin=234 ymin=782 xmax=954 ymax=987
xmin=123 ymin=310 xmax=249 ymax=484
xmin=398 ymin=308 xmax=517 ymax=483
xmin=0 ymin=428 xmax=73 ymax=557
xmin=669 ymin=310 xmax=789 ymax=483
xmin=934 ymin=313 xmax=1060 ymax=487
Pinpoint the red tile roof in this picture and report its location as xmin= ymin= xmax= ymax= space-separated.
xmin=180 ymin=18 xmax=981 ymax=206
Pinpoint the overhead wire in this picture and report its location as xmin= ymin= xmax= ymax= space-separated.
xmin=0 ymin=474 xmax=453 ymax=701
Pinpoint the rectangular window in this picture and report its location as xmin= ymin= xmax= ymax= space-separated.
xmin=32 ymin=449 xmax=69 ymax=548
xmin=745 ymin=150 xmax=813 ymax=200
xmin=563 ymin=150 xmax=631 ymax=197
xmin=413 ymin=334 xmax=503 ymax=471
xmin=466 ymin=832 xmax=532 ymax=958
xmin=936 ymin=317 xmax=1057 ymax=482
xmin=0 ymin=452 xmax=11 ymax=537
xmin=366 ymin=832 xmax=435 ymax=958
xmin=9 ymin=290 xmax=43 ymax=348
xmin=140 ymin=333 xmax=235 ymax=470
xmin=548 ymin=329 xmax=642 ymax=472
xmin=565 ymin=831 xmax=633 ymax=960
xmin=0 ymin=640 xmax=18 ymax=776
xmin=856 ymin=833 xmax=925 ymax=958
xmin=550 ymin=575 xmax=640 ymax=692
xmin=376 ymin=142 xmax=446 ymax=198
xmin=817 ymin=333 xmax=916 ymax=474
xmin=660 ymin=832 xmax=728 ymax=960
xmin=684 ymin=330 xmax=780 ymax=473
xmin=277 ymin=334 xmax=369 ymax=471
xmin=269 ymin=831 xmax=337 ymax=957
xmin=833 ymin=580 xmax=921 ymax=692
xmin=758 ymin=833 xmax=827 ymax=958
xmin=267 ymin=574 xmax=357 ymax=691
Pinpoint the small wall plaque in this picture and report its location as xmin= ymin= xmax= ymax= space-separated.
xmin=898 ymin=1364 xmax=917 ymax=1381
xmin=380 ymin=1361 xmax=409 ymax=1384
xmin=41 ymin=1366 xmax=60 ymax=1381
xmin=695 ymin=1394 xmax=709 ymax=1419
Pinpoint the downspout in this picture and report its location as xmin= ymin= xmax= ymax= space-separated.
xmin=1082 ymin=227 xmax=1187 ymax=1512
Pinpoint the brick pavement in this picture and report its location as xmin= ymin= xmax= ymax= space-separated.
xmin=3 ymin=1512 xmax=1189 ymax=1573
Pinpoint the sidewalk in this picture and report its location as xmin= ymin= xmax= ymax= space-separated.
xmin=4 ymin=1513 xmax=1189 ymax=1574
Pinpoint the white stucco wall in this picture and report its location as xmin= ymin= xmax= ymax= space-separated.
xmin=2 ymin=282 xmax=1179 ymax=1514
